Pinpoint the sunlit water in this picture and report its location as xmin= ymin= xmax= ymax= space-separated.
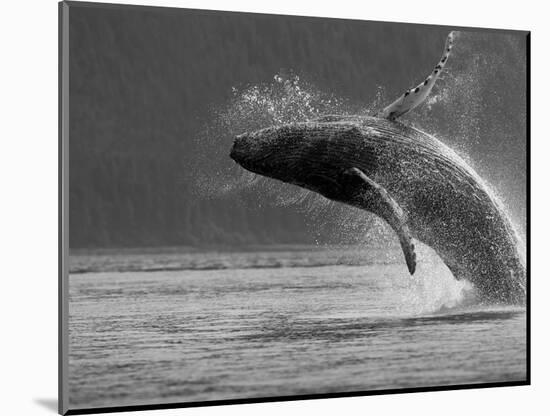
xmin=68 ymin=247 xmax=526 ymax=409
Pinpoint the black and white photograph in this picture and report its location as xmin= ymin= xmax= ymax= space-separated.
xmin=59 ymin=1 xmax=528 ymax=414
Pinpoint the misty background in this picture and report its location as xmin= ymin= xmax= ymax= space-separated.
xmin=68 ymin=4 xmax=527 ymax=249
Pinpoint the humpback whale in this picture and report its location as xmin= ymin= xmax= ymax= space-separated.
xmin=229 ymin=32 xmax=526 ymax=304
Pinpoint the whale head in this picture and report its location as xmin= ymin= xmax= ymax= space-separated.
xmin=230 ymin=121 xmax=378 ymax=199
xmin=230 ymin=126 xmax=294 ymax=180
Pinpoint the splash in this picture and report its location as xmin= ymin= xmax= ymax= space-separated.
xmin=397 ymin=244 xmax=474 ymax=315
xmin=193 ymin=73 xmax=372 ymax=232
xmin=193 ymin=74 xmax=340 ymax=198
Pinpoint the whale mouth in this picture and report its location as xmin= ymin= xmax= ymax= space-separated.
xmin=229 ymin=141 xmax=239 ymax=163
xmin=229 ymin=133 xmax=250 ymax=166
xmin=229 ymin=132 xmax=269 ymax=176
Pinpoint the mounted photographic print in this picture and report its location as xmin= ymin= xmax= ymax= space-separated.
xmin=59 ymin=1 xmax=530 ymax=414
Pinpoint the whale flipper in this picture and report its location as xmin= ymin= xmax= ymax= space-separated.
xmin=342 ymin=167 xmax=417 ymax=274
xmin=378 ymin=31 xmax=455 ymax=121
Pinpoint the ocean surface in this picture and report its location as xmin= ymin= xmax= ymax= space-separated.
xmin=68 ymin=246 xmax=527 ymax=409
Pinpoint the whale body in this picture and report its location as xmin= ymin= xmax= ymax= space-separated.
xmin=230 ymin=115 xmax=526 ymax=304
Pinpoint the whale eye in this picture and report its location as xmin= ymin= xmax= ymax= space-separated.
xmin=414 ymin=87 xmax=420 ymax=93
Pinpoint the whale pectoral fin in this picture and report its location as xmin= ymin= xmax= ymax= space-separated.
xmin=378 ymin=31 xmax=455 ymax=121
xmin=342 ymin=167 xmax=417 ymax=275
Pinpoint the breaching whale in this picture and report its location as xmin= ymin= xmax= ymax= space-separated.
xmin=229 ymin=32 xmax=526 ymax=304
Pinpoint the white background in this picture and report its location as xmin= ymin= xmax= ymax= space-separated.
xmin=1 ymin=0 xmax=547 ymax=414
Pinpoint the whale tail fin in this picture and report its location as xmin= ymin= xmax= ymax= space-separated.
xmin=378 ymin=31 xmax=455 ymax=121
